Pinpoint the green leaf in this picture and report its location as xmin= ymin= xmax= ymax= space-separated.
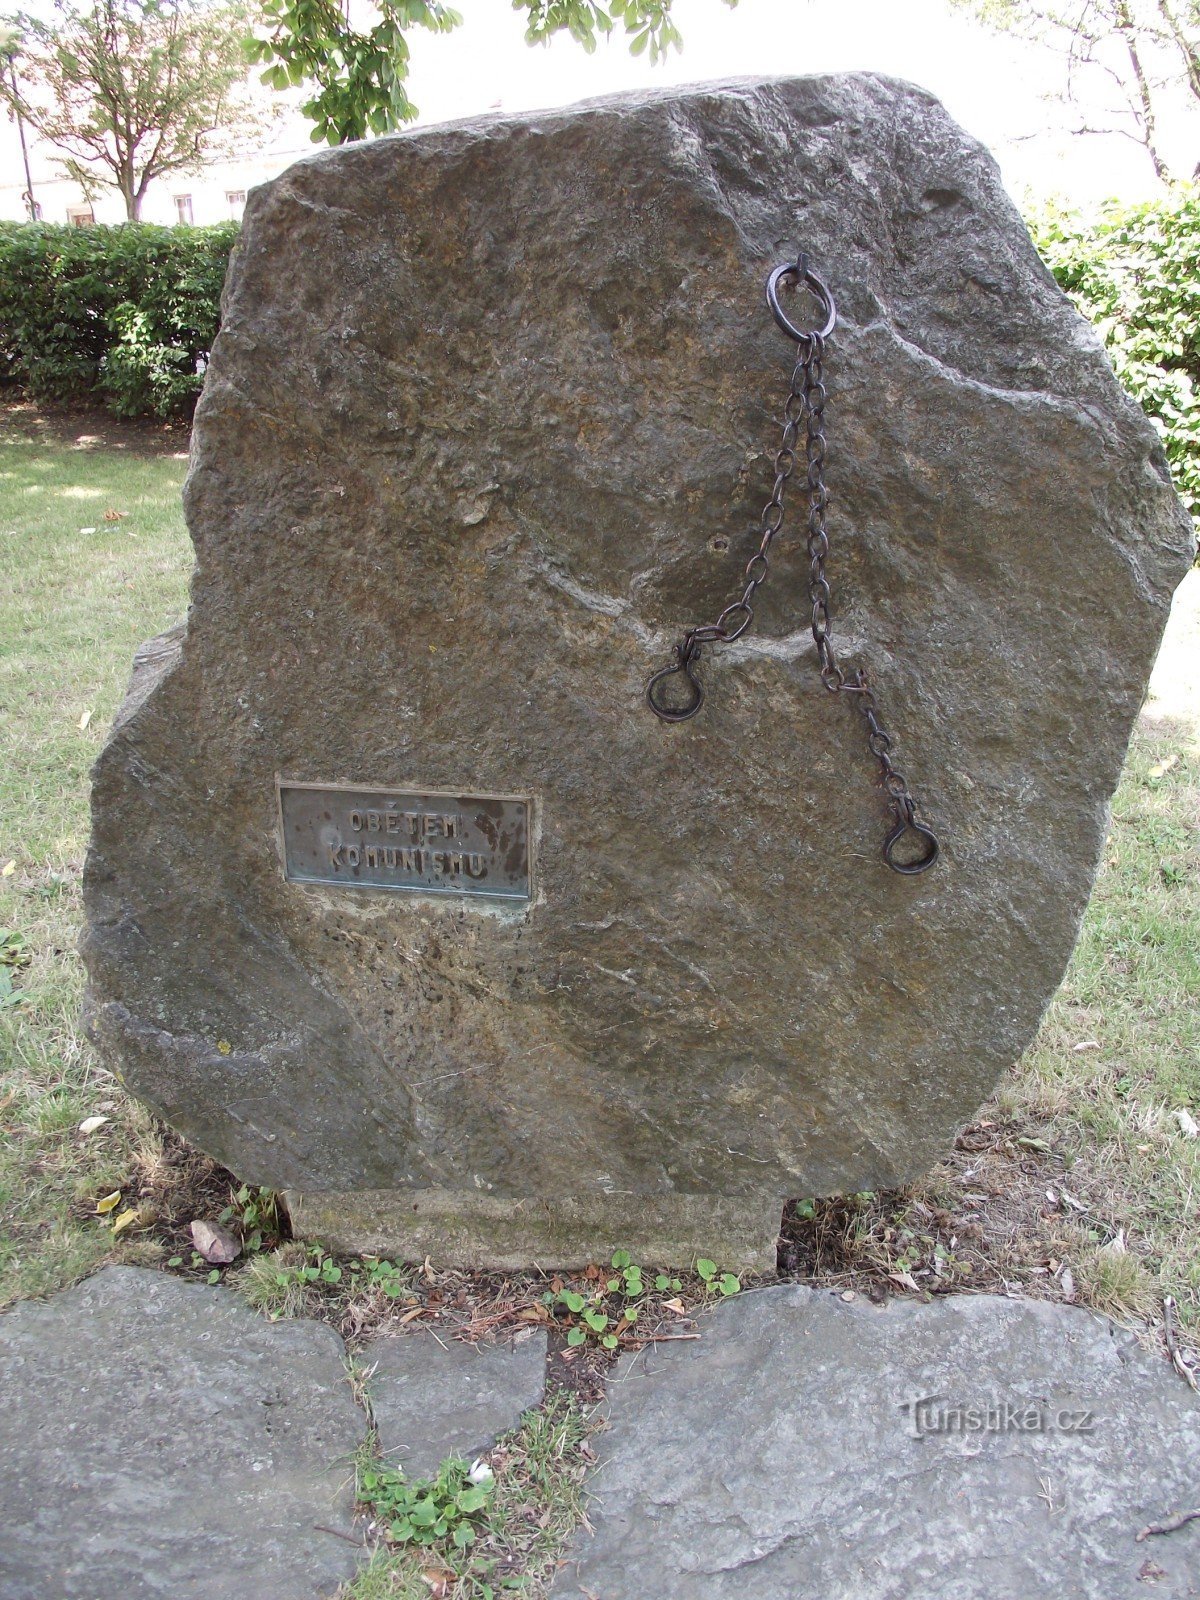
xmin=719 ymin=1273 xmax=741 ymax=1296
xmin=562 ymin=1290 xmax=585 ymax=1313
xmin=453 ymin=1521 xmax=476 ymax=1548
xmin=611 ymin=1249 xmax=632 ymax=1269
xmin=696 ymin=1258 xmax=716 ymax=1281
xmin=409 ymin=1497 xmax=439 ymax=1526
xmin=567 ymin=1325 xmax=587 ymax=1346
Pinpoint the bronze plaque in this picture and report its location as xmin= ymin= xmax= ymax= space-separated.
xmin=277 ymin=781 xmax=532 ymax=901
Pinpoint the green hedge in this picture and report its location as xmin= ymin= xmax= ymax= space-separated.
xmin=1031 ymin=191 xmax=1200 ymax=540
xmin=0 ymin=204 xmax=1197 ymax=531
xmin=0 ymin=221 xmax=238 ymax=419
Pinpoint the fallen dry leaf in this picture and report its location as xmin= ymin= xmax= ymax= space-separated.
xmin=111 ymin=1208 xmax=139 ymax=1236
xmin=78 ymin=709 xmax=92 ymax=731
xmin=1148 ymin=753 xmax=1179 ymax=780
xmin=1174 ymin=1108 xmax=1198 ymax=1139
xmin=0 ymin=860 xmax=13 ymax=878
xmin=888 ymin=1270 xmax=921 ymax=1293
xmin=190 ymin=1219 xmax=241 ymax=1264
xmin=103 ymin=508 xmax=126 ymax=521
xmin=78 ymin=1115 xmax=109 ymax=1135
xmin=95 ymin=1190 xmax=121 ymax=1215
xmin=1061 ymin=1267 xmax=1076 ymax=1302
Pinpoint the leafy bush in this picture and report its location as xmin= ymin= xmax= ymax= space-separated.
xmin=0 ymin=220 xmax=237 ymax=419
xmin=1030 ymin=192 xmax=1200 ymax=540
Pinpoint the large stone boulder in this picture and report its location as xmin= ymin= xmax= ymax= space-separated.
xmin=83 ymin=74 xmax=1193 ymax=1267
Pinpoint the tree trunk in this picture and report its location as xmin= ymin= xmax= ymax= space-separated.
xmin=1116 ymin=0 xmax=1173 ymax=184
xmin=1156 ymin=0 xmax=1200 ymax=105
xmin=118 ymin=161 xmax=141 ymax=220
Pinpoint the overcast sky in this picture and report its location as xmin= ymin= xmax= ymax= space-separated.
xmin=394 ymin=0 xmax=1187 ymax=205
xmin=4 ymin=0 xmax=1193 ymax=207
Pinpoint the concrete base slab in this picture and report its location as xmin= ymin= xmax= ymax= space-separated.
xmin=285 ymin=1188 xmax=782 ymax=1272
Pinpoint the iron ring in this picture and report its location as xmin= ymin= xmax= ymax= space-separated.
xmin=882 ymin=818 xmax=940 ymax=876
xmin=646 ymin=659 xmax=704 ymax=723
xmin=765 ymin=260 xmax=837 ymax=345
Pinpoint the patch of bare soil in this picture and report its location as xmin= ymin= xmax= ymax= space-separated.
xmin=779 ymin=1110 xmax=1148 ymax=1312
xmin=0 ymin=395 xmax=190 ymax=457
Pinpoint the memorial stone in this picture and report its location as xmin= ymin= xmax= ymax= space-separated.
xmin=83 ymin=74 xmax=1194 ymax=1268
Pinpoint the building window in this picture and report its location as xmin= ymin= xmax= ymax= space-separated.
xmin=226 ymin=189 xmax=246 ymax=219
xmin=67 ymin=206 xmax=94 ymax=227
xmin=174 ymin=194 xmax=193 ymax=225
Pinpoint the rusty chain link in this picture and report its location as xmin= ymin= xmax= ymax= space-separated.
xmin=646 ymin=256 xmax=939 ymax=875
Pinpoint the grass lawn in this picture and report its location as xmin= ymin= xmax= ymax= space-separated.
xmin=0 ymin=405 xmax=192 ymax=1301
xmin=1 ymin=401 xmax=1198 ymax=1346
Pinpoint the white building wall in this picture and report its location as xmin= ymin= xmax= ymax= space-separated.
xmin=0 ymin=105 xmax=314 ymax=227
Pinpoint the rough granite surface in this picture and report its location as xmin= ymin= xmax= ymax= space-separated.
xmin=362 ymin=1327 xmax=547 ymax=1477
xmin=550 ymin=1284 xmax=1200 ymax=1600
xmin=83 ymin=76 xmax=1193 ymax=1247
xmin=0 ymin=1267 xmax=367 ymax=1600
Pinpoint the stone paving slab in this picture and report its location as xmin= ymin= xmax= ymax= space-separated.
xmin=361 ymin=1327 xmax=547 ymax=1478
xmin=0 ymin=1267 xmax=367 ymax=1600
xmin=551 ymin=1285 xmax=1200 ymax=1600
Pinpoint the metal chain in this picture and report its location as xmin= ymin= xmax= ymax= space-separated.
xmin=646 ymin=258 xmax=939 ymax=876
